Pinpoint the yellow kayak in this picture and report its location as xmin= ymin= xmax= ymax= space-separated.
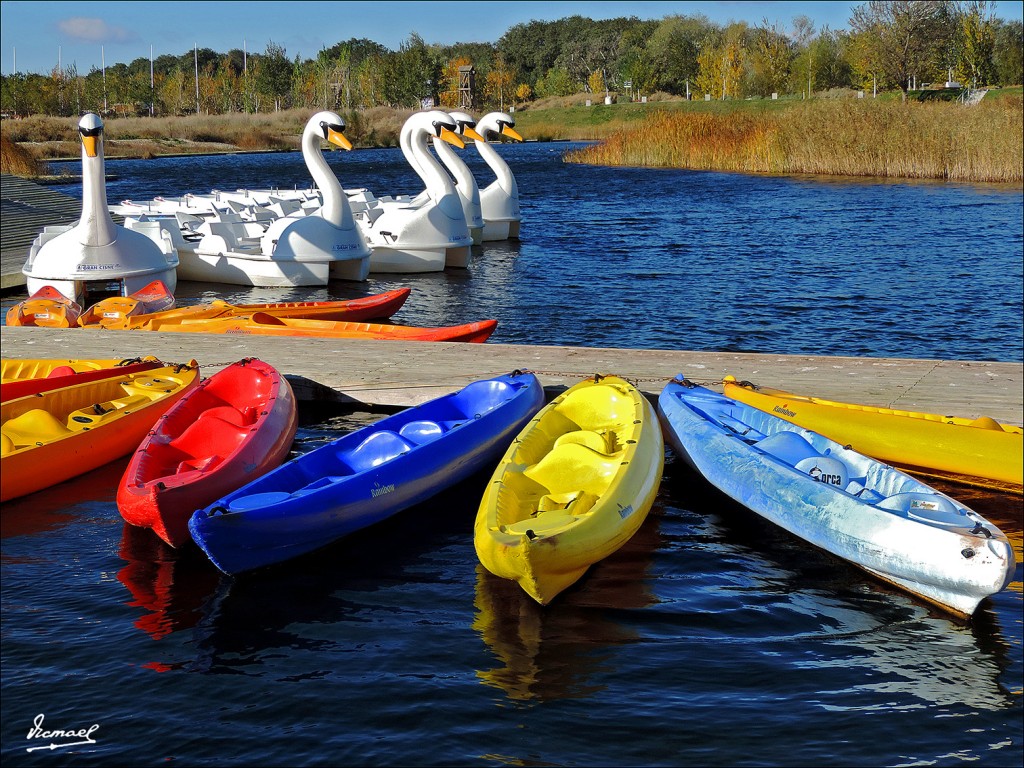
xmin=1 ymin=358 xmax=143 ymax=384
xmin=475 ymin=375 xmax=664 ymax=604
xmin=722 ymin=376 xmax=1023 ymax=492
xmin=2 ymin=361 xmax=199 ymax=502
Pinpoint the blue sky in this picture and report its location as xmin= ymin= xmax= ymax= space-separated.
xmin=2 ymin=1 xmax=1022 ymax=76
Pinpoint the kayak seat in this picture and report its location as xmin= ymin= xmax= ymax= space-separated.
xmin=176 ymin=455 xmax=223 ymax=474
xmin=525 ymin=442 xmax=619 ymax=497
xmin=169 ymin=417 xmax=250 ymax=463
xmin=537 ymin=490 xmax=600 ymax=516
xmin=201 ymin=405 xmax=251 ymax=427
xmin=755 ymin=431 xmax=820 ymax=467
xmin=3 ymin=408 xmax=72 ymax=451
xmin=398 ymin=420 xmax=445 ymax=445
xmin=553 ymin=429 xmax=613 ymax=454
xmin=554 ymin=384 xmax=632 ymax=431
xmin=450 ymin=379 xmax=514 ymax=416
xmin=845 ymin=481 xmax=885 ymax=504
xmin=794 ymin=455 xmax=849 ymax=488
xmin=345 ymin=430 xmax=414 ymax=473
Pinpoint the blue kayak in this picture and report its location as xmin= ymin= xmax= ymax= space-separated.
xmin=188 ymin=371 xmax=544 ymax=575
xmin=657 ymin=377 xmax=1015 ymax=617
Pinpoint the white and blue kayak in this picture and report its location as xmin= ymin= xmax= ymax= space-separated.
xmin=657 ymin=378 xmax=1015 ymax=617
xmin=189 ymin=371 xmax=545 ymax=575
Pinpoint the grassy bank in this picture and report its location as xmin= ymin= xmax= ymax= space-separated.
xmin=2 ymin=90 xmax=1021 ymax=183
xmin=562 ymin=96 xmax=1024 ymax=183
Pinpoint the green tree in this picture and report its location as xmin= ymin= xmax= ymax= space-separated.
xmin=789 ymin=15 xmax=816 ymax=97
xmin=751 ymin=19 xmax=792 ymax=96
xmin=535 ymin=66 xmax=574 ymax=97
xmin=992 ymin=19 xmax=1023 ymax=85
xmin=644 ymin=15 xmax=708 ymax=95
xmin=957 ymin=0 xmax=997 ymax=86
xmin=849 ymin=0 xmax=956 ymax=97
xmin=256 ymin=41 xmax=293 ymax=111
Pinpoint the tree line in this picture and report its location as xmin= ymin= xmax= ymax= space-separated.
xmin=1 ymin=0 xmax=1020 ymax=118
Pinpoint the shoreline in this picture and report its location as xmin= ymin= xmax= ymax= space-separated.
xmin=4 ymin=96 xmax=1022 ymax=184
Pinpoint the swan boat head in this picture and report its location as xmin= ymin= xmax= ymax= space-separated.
xmin=448 ymin=111 xmax=485 ymax=143
xmin=476 ymin=112 xmax=523 ymax=144
xmin=431 ymin=111 xmax=484 ymax=239
xmin=23 ymin=112 xmax=178 ymax=303
xmin=473 ymin=113 xmax=523 ymax=241
xmin=256 ymin=110 xmax=371 ymax=282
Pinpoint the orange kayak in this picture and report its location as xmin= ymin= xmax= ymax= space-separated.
xmin=128 ymin=311 xmax=498 ymax=342
xmin=77 ymin=279 xmax=176 ymax=328
xmin=87 ymin=288 xmax=413 ymax=330
xmin=2 ymin=361 xmax=200 ymax=502
xmin=5 ymin=286 xmax=83 ymax=328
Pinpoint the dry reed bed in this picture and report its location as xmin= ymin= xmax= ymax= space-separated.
xmin=0 ymin=107 xmax=413 ymax=170
xmin=565 ymin=99 xmax=1024 ymax=183
xmin=0 ymin=133 xmax=42 ymax=175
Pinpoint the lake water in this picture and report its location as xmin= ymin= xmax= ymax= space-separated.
xmin=2 ymin=142 xmax=1022 ymax=766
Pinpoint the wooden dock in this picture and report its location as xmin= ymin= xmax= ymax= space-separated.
xmin=2 ymin=173 xmax=1021 ymax=423
xmin=2 ymin=326 xmax=1021 ymax=424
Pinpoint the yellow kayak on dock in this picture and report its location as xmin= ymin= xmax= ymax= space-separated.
xmin=475 ymin=375 xmax=664 ymax=604
xmin=722 ymin=376 xmax=1023 ymax=493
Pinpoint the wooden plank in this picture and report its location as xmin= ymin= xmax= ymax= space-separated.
xmin=1 ymin=326 xmax=1020 ymax=424
xmin=0 ymin=173 xmax=124 ymax=290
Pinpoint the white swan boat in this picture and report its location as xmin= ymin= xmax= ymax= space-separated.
xmin=355 ymin=111 xmax=473 ymax=273
xmin=475 ymin=112 xmax=523 ymax=241
xmin=125 ymin=112 xmax=371 ymax=286
xmin=23 ymin=113 xmax=178 ymax=305
xmin=406 ymin=111 xmax=486 ymax=246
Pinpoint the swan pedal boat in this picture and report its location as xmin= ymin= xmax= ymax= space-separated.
xmin=722 ymin=376 xmax=1023 ymax=493
xmin=188 ymin=371 xmax=545 ymax=574
xmin=117 ymin=358 xmax=298 ymax=547
xmin=23 ymin=113 xmax=177 ymax=304
xmin=121 ymin=312 xmax=498 ymax=342
xmin=1 ymin=361 xmax=200 ymax=502
xmin=5 ymin=286 xmax=83 ymax=328
xmin=1 ymin=357 xmax=164 ymax=403
xmin=657 ymin=378 xmax=1015 ymax=617
xmin=475 ymin=375 xmax=665 ymax=604
xmin=75 ymin=279 xmax=175 ymax=328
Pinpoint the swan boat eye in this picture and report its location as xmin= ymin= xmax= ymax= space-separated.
xmin=79 ymin=126 xmax=102 ymax=137
xmin=433 ymin=121 xmax=456 ymax=136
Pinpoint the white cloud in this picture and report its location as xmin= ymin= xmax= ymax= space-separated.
xmin=56 ymin=17 xmax=135 ymax=44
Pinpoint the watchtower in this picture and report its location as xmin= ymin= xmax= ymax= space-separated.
xmin=458 ymin=65 xmax=475 ymax=110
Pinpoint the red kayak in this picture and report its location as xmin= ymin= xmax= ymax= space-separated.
xmin=213 ymin=287 xmax=411 ymax=321
xmin=116 ymin=358 xmax=298 ymax=547
xmin=0 ymin=357 xmax=164 ymax=403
